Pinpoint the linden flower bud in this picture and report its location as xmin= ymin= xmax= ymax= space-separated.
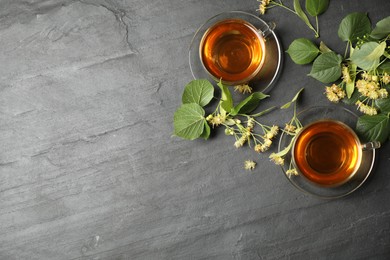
xmin=269 ymin=153 xmax=284 ymax=165
xmin=372 ymin=75 xmax=378 ymax=82
xmin=284 ymin=124 xmax=296 ymax=134
xmin=244 ymin=160 xmax=256 ymax=171
xmin=206 ymin=114 xmax=214 ymax=121
xmin=235 ymin=119 xmax=241 ymax=124
xmin=225 ymin=128 xmax=234 ymax=136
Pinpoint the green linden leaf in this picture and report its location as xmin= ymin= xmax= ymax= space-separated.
xmin=350 ymin=41 xmax=386 ymax=71
xmin=356 ymin=114 xmax=390 ymax=143
xmin=370 ymin=16 xmax=390 ymax=39
xmin=305 ymin=0 xmax=329 ymax=17
xmin=182 ymin=79 xmax=214 ymax=107
xmin=286 ymin=38 xmax=320 ymax=65
xmin=199 ymin=121 xmax=211 ymax=140
xmin=308 ymin=52 xmax=342 ymax=83
xmin=378 ymin=61 xmax=390 ymax=74
xmin=338 ymin=12 xmax=371 ymax=43
xmin=173 ymin=103 xmax=206 ymax=140
xmin=230 ymin=92 xmax=269 ymax=116
xmin=375 ymin=99 xmax=390 ymax=114
xmin=217 ymin=80 xmax=233 ymax=113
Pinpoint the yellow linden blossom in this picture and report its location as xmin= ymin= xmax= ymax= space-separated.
xmin=356 ymin=101 xmax=378 ymax=116
xmin=378 ymin=89 xmax=388 ymax=98
xmin=234 ymin=84 xmax=252 ymax=94
xmin=325 ymin=84 xmax=345 ymax=102
xmin=342 ymin=66 xmax=352 ymax=83
xmin=244 ymin=160 xmax=257 ymax=171
xmin=257 ymin=0 xmax=270 ymax=15
xmin=286 ymin=168 xmax=298 ymax=176
xmin=284 ymin=124 xmax=296 ymax=134
xmin=208 ymin=114 xmax=226 ymax=127
xmin=382 ymin=73 xmax=390 ymax=84
xmin=269 ymin=153 xmax=284 ymax=165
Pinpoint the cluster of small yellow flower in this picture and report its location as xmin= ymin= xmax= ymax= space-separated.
xmin=325 ymin=68 xmax=389 ymax=116
xmin=206 ymin=114 xmax=226 ymax=128
xmin=324 ymin=84 xmax=346 ymax=103
xmin=253 ymin=125 xmax=279 ymax=153
xmin=244 ymin=160 xmax=257 ymax=171
xmin=257 ymin=0 xmax=271 ymax=15
xmin=234 ymin=84 xmax=253 ymax=94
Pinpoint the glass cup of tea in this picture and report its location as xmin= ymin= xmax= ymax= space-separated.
xmin=193 ymin=12 xmax=277 ymax=86
xmin=291 ymin=120 xmax=381 ymax=187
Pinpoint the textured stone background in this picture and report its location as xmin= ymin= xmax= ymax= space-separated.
xmin=0 ymin=0 xmax=390 ymax=259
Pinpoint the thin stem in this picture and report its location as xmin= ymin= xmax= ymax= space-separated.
xmin=270 ymin=1 xmax=296 ymax=14
xmin=344 ymin=41 xmax=350 ymax=58
xmin=315 ymin=16 xmax=319 ymax=37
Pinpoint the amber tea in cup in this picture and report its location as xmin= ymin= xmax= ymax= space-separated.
xmin=199 ymin=19 xmax=266 ymax=85
xmin=292 ymin=120 xmax=363 ymax=187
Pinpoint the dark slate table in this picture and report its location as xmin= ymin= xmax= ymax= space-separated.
xmin=1 ymin=0 xmax=390 ymax=259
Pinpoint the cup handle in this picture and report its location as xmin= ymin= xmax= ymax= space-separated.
xmin=258 ymin=21 xmax=276 ymax=39
xmin=362 ymin=141 xmax=381 ymax=151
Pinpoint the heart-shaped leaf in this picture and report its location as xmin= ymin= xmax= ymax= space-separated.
xmin=305 ymin=0 xmax=329 ymax=17
xmin=338 ymin=13 xmax=371 ymax=43
xmin=286 ymin=38 xmax=320 ymax=64
xmin=230 ymin=92 xmax=269 ymax=116
xmin=350 ymin=41 xmax=386 ymax=71
xmin=174 ymin=103 xmax=206 ymax=140
xmin=182 ymin=79 xmax=214 ymax=107
xmin=370 ymin=16 xmax=390 ymax=39
xmin=308 ymin=52 xmax=342 ymax=83
xmin=375 ymin=99 xmax=390 ymax=114
xmin=356 ymin=114 xmax=390 ymax=143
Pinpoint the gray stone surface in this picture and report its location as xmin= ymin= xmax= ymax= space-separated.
xmin=0 ymin=0 xmax=390 ymax=259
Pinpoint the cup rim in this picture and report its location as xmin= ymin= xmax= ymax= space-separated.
xmin=196 ymin=12 xmax=271 ymax=85
xmin=291 ymin=119 xmax=363 ymax=188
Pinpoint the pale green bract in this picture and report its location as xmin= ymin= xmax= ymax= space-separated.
xmin=182 ymin=79 xmax=214 ymax=107
xmin=174 ymin=103 xmax=206 ymax=140
xmin=217 ymin=80 xmax=233 ymax=113
xmin=370 ymin=16 xmax=390 ymax=39
xmin=230 ymin=92 xmax=269 ymax=116
xmin=350 ymin=41 xmax=386 ymax=71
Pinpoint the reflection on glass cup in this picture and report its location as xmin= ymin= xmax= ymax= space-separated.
xmin=292 ymin=120 xmax=380 ymax=187
xmin=199 ymin=18 xmax=274 ymax=85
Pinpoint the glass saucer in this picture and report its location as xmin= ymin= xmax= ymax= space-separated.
xmin=278 ymin=105 xmax=376 ymax=199
xmin=189 ymin=11 xmax=283 ymax=93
